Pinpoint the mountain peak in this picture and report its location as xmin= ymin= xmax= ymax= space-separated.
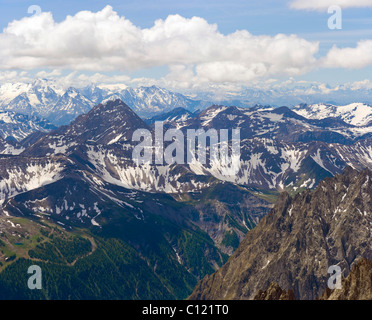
xmin=61 ymin=99 xmax=148 ymax=144
xmin=31 ymin=78 xmax=50 ymax=86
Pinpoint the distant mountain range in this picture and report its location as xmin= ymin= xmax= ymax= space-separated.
xmin=196 ymin=84 xmax=372 ymax=108
xmin=0 ymin=79 xmax=208 ymax=126
xmin=146 ymin=104 xmax=372 ymax=193
xmin=3 ymin=79 xmax=372 ymax=129
xmin=292 ymin=103 xmax=372 ymax=127
xmin=0 ymin=111 xmax=55 ymax=142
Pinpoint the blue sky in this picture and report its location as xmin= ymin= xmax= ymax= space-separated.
xmin=1 ymin=1 xmax=370 ymax=41
xmin=0 ymin=0 xmax=372 ymax=93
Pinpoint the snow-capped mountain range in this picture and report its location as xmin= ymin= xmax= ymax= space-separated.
xmin=1 ymin=79 xmax=372 ymax=200
xmin=2 ymin=78 xmax=372 ymax=131
xmin=0 ymin=79 xmax=207 ymax=125
xmin=2 ymin=99 xmax=372 ymax=228
xmin=196 ymin=83 xmax=372 ymax=109
xmin=292 ymin=103 xmax=372 ymax=127
xmin=0 ymin=110 xmax=55 ymax=142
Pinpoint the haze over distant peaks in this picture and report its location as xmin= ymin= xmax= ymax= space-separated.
xmin=0 ymin=80 xmax=208 ymax=125
xmin=2 ymin=79 xmax=372 ymax=128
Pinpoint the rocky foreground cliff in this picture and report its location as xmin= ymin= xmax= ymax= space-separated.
xmin=319 ymin=258 xmax=372 ymax=300
xmin=189 ymin=167 xmax=372 ymax=300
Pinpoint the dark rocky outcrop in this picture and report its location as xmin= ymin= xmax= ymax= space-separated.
xmin=190 ymin=167 xmax=372 ymax=300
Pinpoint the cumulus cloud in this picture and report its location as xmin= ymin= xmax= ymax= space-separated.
xmin=0 ymin=5 xmax=320 ymax=86
xmin=290 ymin=0 xmax=372 ymax=11
xmin=36 ymin=69 xmax=62 ymax=78
xmin=322 ymin=40 xmax=372 ymax=68
xmin=348 ymin=79 xmax=372 ymax=90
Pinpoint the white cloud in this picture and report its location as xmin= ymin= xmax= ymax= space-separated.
xmin=36 ymin=69 xmax=62 ymax=78
xmin=322 ymin=40 xmax=372 ymax=68
xmin=0 ymin=70 xmax=33 ymax=84
xmin=348 ymin=79 xmax=372 ymax=90
xmin=0 ymin=5 xmax=320 ymax=87
xmin=290 ymin=0 xmax=372 ymax=10
xmin=3 ymin=5 xmax=372 ymax=92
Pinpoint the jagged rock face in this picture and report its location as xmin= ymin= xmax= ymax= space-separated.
xmin=189 ymin=167 xmax=372 ymax=300
xmin=319 ymin=258 xmax=372 ymax=300
xmin=254 ymin=282 xmax=296 ymax=300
